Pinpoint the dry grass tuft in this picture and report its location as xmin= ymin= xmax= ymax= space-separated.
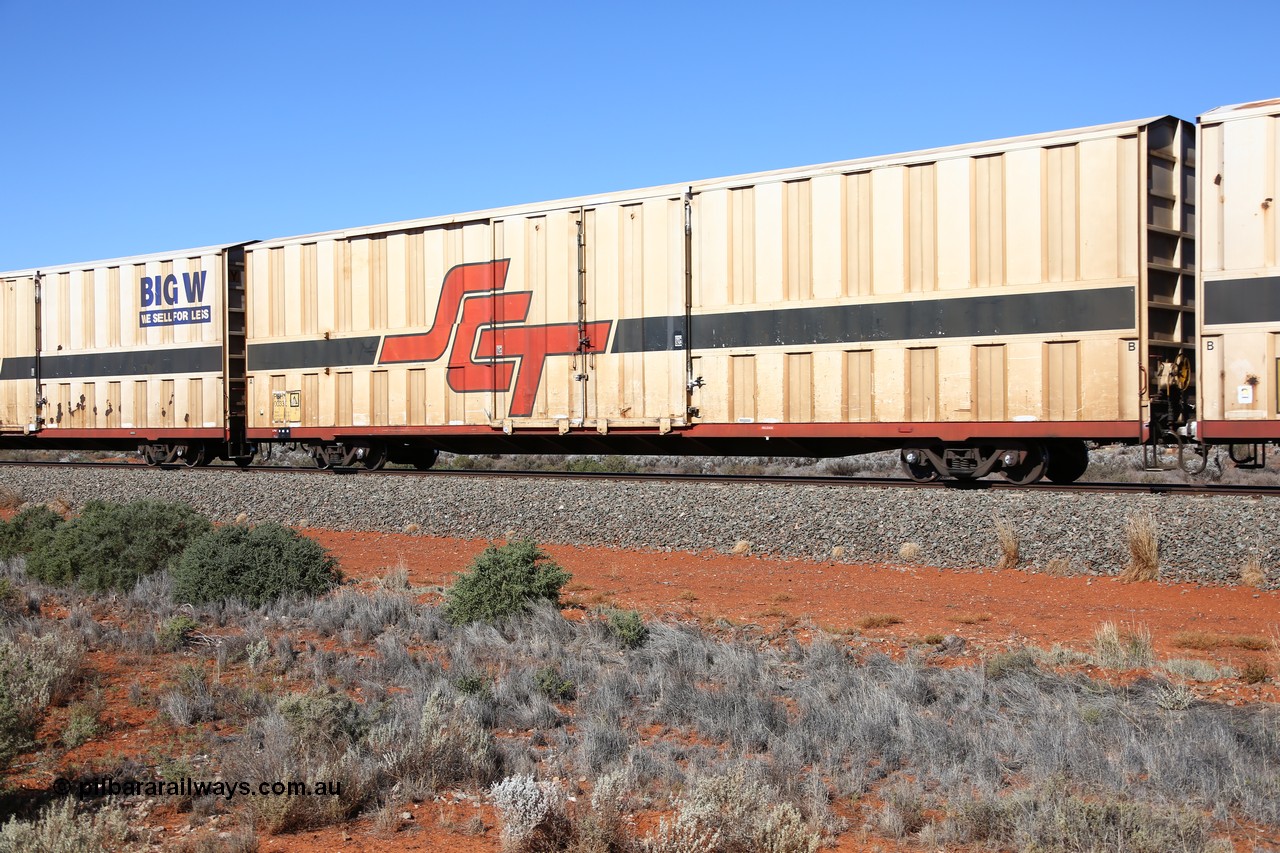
xmin=233 ymin=511 xmax=249 ymax=525
xmin=1172 ymin=631 xmax=1271 ymax=652
xmin=1094 ymin=621 xmax=1154 ymax=669
xmin=731 ymin=539 xmax=751 ymax=555
xmin=1229 ymin=634 xmax=1271 ymax=651
xmin=857 ymin=613 xmax=904 ymax=629
xmin=913 ymin=633 xmax=945 ymax=645
xmin=403 ymin=522 xmax=421 ymax=534
xmin=994 ymin=517 xmax=1019 ymax=569
xmin=1240 ymin=660 xmax=1270 ymax=685
xmin=1171 ymin=631 xmax=1218 ymax=651
xmin=377 ymin=563 xmax=410 ymax=591
xmin=830 ymin=545 xmax=846 ymax=559
xmin=46 ymin=496 xmax=73 ymax=517
xmin=1240 ymin=555 xmax=1266 ymax=588
xmin=952 ymin=612 xmax=991 ymax=625
xmin=0 ymin=486 xmax=22 ymax=510
xmin=1120 ymin=513 xmax=1159 ymax=582
xmin=1044 ymin=557 xmax=1073 ymax=576
xmin=898 ymin=542 xmax=921 ymax=561
xmin=677 ymin=590 xmax=698 ymax=602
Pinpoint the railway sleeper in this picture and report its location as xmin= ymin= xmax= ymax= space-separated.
xmin=901 ymin=439 xmax=1089 ymax=485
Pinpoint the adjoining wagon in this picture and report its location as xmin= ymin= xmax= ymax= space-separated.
xmin=1194 ymin=97 xmax=1280 ymax=471
xmin=0 ymin=243 xmax=255 ymax=466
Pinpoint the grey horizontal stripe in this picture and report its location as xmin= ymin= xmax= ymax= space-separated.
xmin=247 ymin=336 xmax=382 ymax=372
xmin=0 ymin=346 xmax=224 ymax=381
xmin=611 ymin=286 xmax=1136 ymax=353
xmin=1204 ymin=276 xmax=1280 ymax=326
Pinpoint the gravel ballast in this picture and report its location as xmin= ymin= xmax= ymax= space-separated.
xmin=1 ymin=466 xmax=1277 ymax=587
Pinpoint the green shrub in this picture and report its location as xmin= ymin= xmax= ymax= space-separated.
xmin=606 ymin=608 xmax=649 ymax=649
xmin=0 ymin=504 xmax=65 ymax=559
xmin=276 ymin=690 xmax=366 ymax=749
xmin=984 ymin=648 xmax=1038 ymax=680
xmin=23 ymin=500 xmax=211 ymax=592
xmin=171 ymin=522 xmax=340 ymax=607
xmin=442 ymin=539 xmax=569 ymax=625
xmin=453 ymin=672 xmax=490 ymax=697
xmin=155 ymin=614 xmax=201 ymax=652
xmin=60 ymin=703 xmax=100 ymax=748
xmin=534 ymin=665 xmax=576 ymax=701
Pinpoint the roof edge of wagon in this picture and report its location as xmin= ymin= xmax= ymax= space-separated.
xmin=247 ymin=115 xmax=1176 ymax=251
xmin=1198 ymin=97 xmax=1280 ymax=123
xmin=0 ymin=241 xmax=258 ymax=280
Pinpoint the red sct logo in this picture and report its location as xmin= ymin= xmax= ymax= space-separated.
xmin=378 ymin=260 xmax=611 ymax=418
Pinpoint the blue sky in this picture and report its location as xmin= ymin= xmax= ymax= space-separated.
xmin=3 ymin=1 xmax=1277 ymax=271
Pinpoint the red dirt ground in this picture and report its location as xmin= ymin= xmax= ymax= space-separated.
xmin=261 ymin=530 xmax=1279 ymax=852
xmin=8 ymin=527 xmax=1280 ymax=852
xmin=316 ymin=530 xmax=1280 ymax=680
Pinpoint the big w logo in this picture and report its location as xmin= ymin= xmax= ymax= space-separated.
xmin=379 ymin=260 xmax=612 ymax=418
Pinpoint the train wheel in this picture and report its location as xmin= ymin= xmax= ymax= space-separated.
xmin=310 ymin=446 xmax=333 ymax=470
xmin=900 ymin=449 xmax=939 ymax=483
xmin=362 ymin=443 xmax=388 ymax=471
xmin=1002 ymin=444 xmax=1048 ymax=485
xmin=412 ymin=449 xmax=440 ymax=470
xmin=1045 ymin=440 xmax=1089 ymax=484
xmin=178 ymin=444 xmax=206 ymax=468
xmin=141 ymin=444 xmax=162 ymax=466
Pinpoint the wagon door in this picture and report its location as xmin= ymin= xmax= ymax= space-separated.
xmin=486 ymin=207 xmax=590 ymax=425
xmin=583 ymin=194 xmax=691 ymax=432
xmin=0 ymin=273 xmax=39 ymax=433
xmin=494 ymin=195 xmax=690 ymax=431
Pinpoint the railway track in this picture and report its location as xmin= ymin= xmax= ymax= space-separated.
xmin=0 ymin=458 xmax=1275 ymax=498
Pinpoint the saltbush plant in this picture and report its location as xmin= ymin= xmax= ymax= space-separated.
xmin=171 ymin=522 xmax=340 ymax=607
xmin=23 ymin=500 xmax=210 ymax=592
xmin=0 ymin=504 xmax=65 ymax=559
xmin=606 ymin=608 xmax=649 ymax=649
xmin=443 ymin=539 xmax=569 ymax=625
xmin=0 ymin=631 xmax=83 ymax=772
xmin=155 ymin=614 xmax=201 ymax=652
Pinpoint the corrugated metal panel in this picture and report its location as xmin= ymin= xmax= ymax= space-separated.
xmin=844 ymin=350 xmax=873 ymax=422
xmin=973 ymin=344 xmax=1006 ymax=421
xmin=1198 ymin=101 xmax=1280 ymax=425
xmin=0 ymin=245 xmax=234 ymax=435
xmin=238 ymin=115 xmax=1190 ymax=436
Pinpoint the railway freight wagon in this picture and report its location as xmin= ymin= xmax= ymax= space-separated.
xmin=1196 ymin=98 xmax=1280 ymax=465
xmin=244 ymin=115 xmax=1194 ymax=482
xmin=0 ymin=244 xmax=255 ymax=465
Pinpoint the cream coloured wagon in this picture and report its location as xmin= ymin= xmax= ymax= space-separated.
xmin=241 ymin=115 xmax=1194 ymax=482
xmin=1195 ymin=97 xmax=1280 ymax=470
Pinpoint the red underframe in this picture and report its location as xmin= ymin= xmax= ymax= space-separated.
xmin=25 ymin=428 xmax=226 ymax=440
xmin=246 ymin=421 xmax=1144 ymax=443
xmin=1198 ymin=420 xmax=1280 ymax=441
